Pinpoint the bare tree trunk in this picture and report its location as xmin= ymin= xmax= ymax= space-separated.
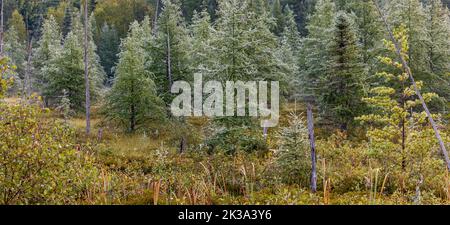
xmin=166 ymin=30 xmax=173 ymax=92
xmin=84 ymin=0 xmax=91 ymax=135
xmin=24 ymin=37 xmax=33 ymax=97
xmin=153 ymin=0 xmax=160 ymax=35
xmin=263 ymin=126 xmax=268 ymax=140
xmin=179 ymin=136 xmax=186 ymax=154
xmin=373 ymin=0 xmax=450 ymax=171
xmin=0 ymin=0 xmax=4 ymax=55
xmin=307 ymin=102 xmax=317 ymax=193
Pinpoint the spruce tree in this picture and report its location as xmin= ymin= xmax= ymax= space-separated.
xmin=62 ymin=5 xmax=73 ymax=38
xmin=424 ymin=0 xmax=450 ymax=102
xmin=211 ymin=0 xmax=282 ymax=83
xmin=281 ymin=5 xmax=301 ymax=55
xmin=104 ymin=20 xmax=166 ymax=133
xmin=387 ymin=0 xmax=428 ymax=76
xmin=98 ymin=22 xmax=119 ymax=84
xmin=45 ymin=30 xmax=85 ymax=110
xmin=275 ymin=112 xmax=310 ymax=186
xmin=272 ymin=0 xmax=284 ymax=36
xmin=4 ymin=25 xmax=26 ymax=81
xmin=300 ymin=0 xmax=336 ymax=100
xmin=8 ymin=10 xmax=26 ymax=44
xmin=205 ymin=0 xmax=284 ymax=153
xmin=150 ymin=0 xmax=191 ymax=104
xmin=337 ymin=0 xmax=384 ymax=75
xmin=34 ymin=15 xmax=62 ymax=92
xmin=320 ymin=11 xmax=366 ymax=131
xmin=190 ymin=9 xmax=213 ymax=76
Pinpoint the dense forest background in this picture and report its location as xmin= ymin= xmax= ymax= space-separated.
xmin=1 ymin=0 xmax=450 ymax=205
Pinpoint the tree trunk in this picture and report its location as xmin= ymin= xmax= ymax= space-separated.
xmin=263 ymin=126 xmax=268 ymax=141
xmin=179 ymin=136 xmax=186 ymax=154
xmin=307 ymin=102 xmax=317 ymax=193
xmin=84 ymin=0 xmax=91 ymax=135
xmin=153 ymin=0 xmax=160 ymax=35
xmin=166 ymin=29 xmax=173 ymax=91
xmin=130 ymin=104 xmax=136 ymax=132
xmin=373 ymin=0 xmax=450 ymax=171
xmin=0 ymin=0 xmax=4 ymax=55
xmin=24 ymin=37 xmax=33 ymax=97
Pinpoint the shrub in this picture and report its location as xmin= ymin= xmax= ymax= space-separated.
xmin=0 ymin=95 xmax=101 ymax=204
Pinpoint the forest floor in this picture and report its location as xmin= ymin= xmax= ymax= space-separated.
xmin=5 ymin=97 xmax=450 ymax=205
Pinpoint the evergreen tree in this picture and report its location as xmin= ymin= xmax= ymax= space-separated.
xmin=272 ymin=0 xmax=284 ymax=36
xmin=34 ymin=15 xmax=62 ymax=91
xmin=211 ymin=0 xmax=282 ymax=83
xmin=149 ymin=0 xmax=191 ymax=104
xmin=205 ymin=0 xmax=285 ymax=153
xmin=98 ymin=22 xmax=119 ymax=84
xmin=69 ymin=12 xmax=105 ymax=97
xmin=8 ymin=10 xmax=26 ymax=43
xmin=190 ymin=9 xmax=213 ymax=75
xmin=424 ymin=0 xmax=450 ymax=102
xmin=275 ymin=112 xmax=310 ymax=186
xmin=320 ymin=11 xmax=366 ymax=131
xmin=45 ymin=30 xmax=85 ymax=110
xmin=356 ymin=25 xmax=445 ymax=180
xmin=4 ymin=10 xmax=27 ymax=82
xmin=62 ymin=5 xmax=73 ymax=38
xmin=279 ymin=6 xmax=301 ymax=98
xmin=337 ymin=0 xmax=384 ymax=75
xmin=387 ymin=0 xmax=428 ymax=76
xmin=86 ymin=14 xmax=107 ymax=94
xmin=281 ymin=5 xmax=301 ymax=55
xmin=104 ymin=20 xmax=166 ymax=132
xmin=4 ymin=25 xmax=26 ymax=81
xmin=300 ymin=0 xmax=336 ymax=100
xmin=47 ymin=0 xmax=70 ymax=30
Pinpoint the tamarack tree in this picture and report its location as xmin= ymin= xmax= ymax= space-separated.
xmin=104 ymin=19 xmax=166 ymax=133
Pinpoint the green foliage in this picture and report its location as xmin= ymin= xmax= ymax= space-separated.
xmin=190 ymin=9 xmax=213 ymax=75
xmin=300 ymin=0 xmax=336 ymax=100
xmin=356 ymin=25 xmax=448 ymax=194
xmin=0 ymin=95 xmax=101 ymax=204
xmin=337 ymin=0 xmax=384 ymax=75
xmin=98 ymin=22 xmax=120 ymax=84
xmin=8 ymin=10 xmax=27 ymax=43
xmin=203 ymin=0 xmax=290 ymax=153
xmin=206 ymin=126 xmax=268 ymax=155
xmin=45 ymin=30 xmax=85 ymax=110
xmin=275 ymin=112 xmax=310 ymax=186
xmin=56 ymin=89 xmax=74 ymax=121
xmin=319 ymin=11 xmax=366 ymax=131
xmin=387 ymin=0 xmax=428 ymax=74
xmin=1 ymin=0 xmax=450 ymax=206
xmin=34 ymin=15 xmax=63 ymax=91
xmin=210 ymin=0 xmax=282 ymax=82
xmin=272 ymin=0 xmax=284 ymax=36
xmin=0 ymin=57 xmax=15 ymax=99
xmin=42 ymin=12 xmax=104 ymax=110
xmin=47 ymin=0 xmax=70 ymax=30
xmin=3 ymin=25 xmax=26 ymax=83
xmin=149 ymin=0 xmax=191 ymax=103
xmin=62 ymin=4 xmax=74 ymax=38
xmin=93 ymin=0 xmax=154 ymax=39
xmin=103 ymin=19 xmax=166 ymax=133
xmin=423 ymin=0 xmax=450 ymax=105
